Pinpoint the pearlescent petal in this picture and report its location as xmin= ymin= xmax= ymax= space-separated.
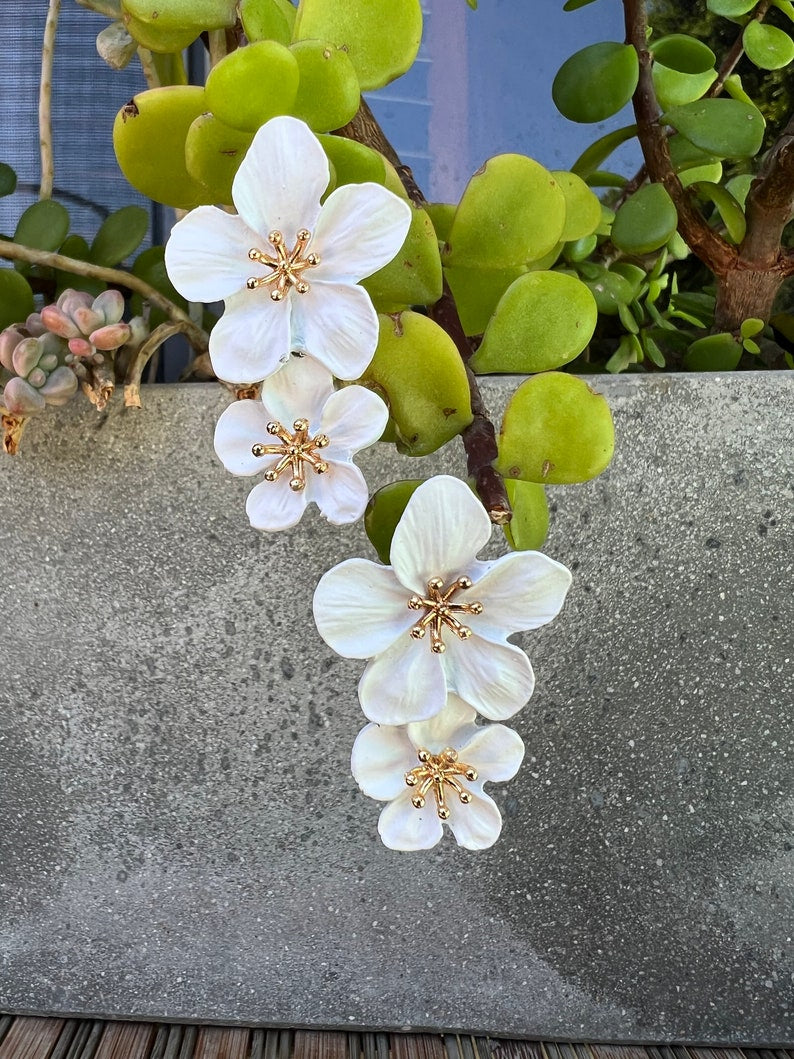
xmin=209 ymin=290 xmax=292 ymax=385
xmin=358 ymin=636 xmax=447 ymax=724
xmin=390 ymin=476 xmax=492 ymax=592
xmin=245 ymin=477 xmax=307 ymax=531
xmin=260 ymin=354 xmax=334 ymax=428
xmin=320 ymin=385 xmax=389 ymax=455
xmin=232 ymin=115 xmax=328 ymax=239
xmin=165 ymin=207 xmax=255 ymax=302
xmin=460 ymin=724 xmax=525 ymax=782
xmin=468 ymin=552 xmax=573 ymax=640
xmin=213 ymin=399 xmax=271 ymax=476
xmin=377 ymin=789 xmax=444 ymax=851
xmin=306 ymin=460 xmax=369 ymax=525
xmin=289 ymin=281 xmax=378 ymax=380
xmin=351 ymin=723 xmax=416 ymax=801
xmin=312 ymin=183 xmax=412 ymax=284
xmin=313 ymin=558 xmax=414 ymax=659
xmin=446 ymin=790 xmax=503 ymax=850
xmin=407 ymin=694 xmax=478 ymax=753
xmin=444 ymin=634 xmax=534 ymax=720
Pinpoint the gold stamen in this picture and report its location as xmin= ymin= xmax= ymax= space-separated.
xmin=251 ymin=417 xmax=331 ymax=491
xmin=405 ymin=747 xmax=478 ymax=819
xmin=245 ymin=229 xmax=321 ymax=296
xmin=406 ymin=576 xmax=483 ymax=653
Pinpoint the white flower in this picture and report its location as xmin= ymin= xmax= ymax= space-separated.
xmin=352 ymin=695 xmax=525 ymax=851
xmin=164 ymin=115 xmax=412 ymax=385
xmin=313 ymin=475 xmax=572 ymax=724
xmin=213 ymin=354 xmax=388 ymax=532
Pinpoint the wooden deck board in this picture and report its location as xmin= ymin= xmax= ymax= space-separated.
xmin=0 ymin=1019 xmax=65 ymax=1059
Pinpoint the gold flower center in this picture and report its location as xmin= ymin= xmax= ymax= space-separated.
xmin=405 ymin=747 xmax=478 ymax=820
xmin=407 ymin=576 xmax=483 ymax=654
xmin=252 ymin=417 xmax=329 ymax=492
xmin=246 ymin=228 xmax=320 ymax=301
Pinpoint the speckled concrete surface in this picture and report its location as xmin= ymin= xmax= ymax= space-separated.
xmin=0 ymin=374 xmax=792 ymax=1043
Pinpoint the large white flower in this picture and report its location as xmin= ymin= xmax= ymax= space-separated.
xmin=352 ymin=695 xmax=525 ymax=851
xmin=214 ymin=354 xmax=388 ymax=532
xmin=313 ymin=475 xmax=572 ymax=724
xmin=164 ymin=115 xmax=412 ymax=385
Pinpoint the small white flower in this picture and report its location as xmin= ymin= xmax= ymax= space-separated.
xmin=214 ymin=354 xmax=388 ymax=532
xmin=164 ymin=115 xmax=412 ymax=385
xmin=313 ymin=475 xmax=572 ymax=724
xmin=352 ymin=695 xmax=525 ymax=851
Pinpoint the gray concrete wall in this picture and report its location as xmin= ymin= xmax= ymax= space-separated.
xmin=0 ymin=374 xmax=792 ymax=1043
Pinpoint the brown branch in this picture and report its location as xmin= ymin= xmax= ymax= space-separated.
xmin=81 ymin=359 xmax=115 ymax=411
xmin=1 ymin=412 xmax=28 ymax=455
xmin=336 ymin=100 xmax=511 ymax=524
xmin=123 ymin=320 xmax=192 ymax=408
xmin=623 ymin=0 xmax=736 ymax=274
xmin=741 ymin=115 xmax=794 ymax=267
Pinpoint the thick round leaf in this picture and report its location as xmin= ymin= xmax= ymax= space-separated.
xmin=496 ymin=373 xmax=614 ymax=486
xmin=185 ymin=113 xmax=252 ymax=205
xmin=470 ymin=271 xmax=597 ymax=374
xmin=122 ymin=11 xmax=200 ymax=51
xmin=706 ymin=0 xmax=757 ymax=13
xmin=318 ymin=134 xmax=386 ymax=188
xmin=90 ymin=205 xmax=148 ymax=266
xmin=131 ymin=245 xmax=187 ymax=327
xmin=743 ymin=21 xmax=794 ymax=70
xmin=552 ymin=42 xmax=638 ymax=123
xmin=0 ymin=269 xmax=34 ymax=331
xmin=425 ymin=202 xmax=455 ymax=243
xmin=56 ymin=235 xmax=103 ymax=298
xmin=690 ymin=181 xmax=746 ymax=243
xmin=650 ymin=35 xmax=715 ymax=74
xmin=611 ymin=182 xmax=678 ymax=254
xmin=579 ymin=264 xmax=634 ymax=316
xmin=668 ymin=133 xmax=720 ymax=172
xmin=444 ymin=265 xmax=527 ymax=336
xmin=571 ymin=124 xmax=638 ymax=179
xmin=14 ymin=199 xmax=69 ymax=252
xmin=684 ymin=333 xmax=742 ymax=371
xmin=206 ymin=42 xmax=299 ymax=132
xmin=446 ymin=155 xmax=566 ymax=268
xmin=0 ymin=163 xmax=17 ymax=197
xmin=361 ymin=203 xmax=442 ymax=312
xmin=240 ymin=0 xmax=293 ymax=43
xmin=363 ymin=312 xmax=473 ymax=456
xmin=364 ymin=479 xmax=423 ymax=563
xmin=563 ymin=0 xmax=600 ymax=8
xmin=290 ymin=41 xmax=360 ymax=132
xmin=653 ymin=64 xmax=717 ymax=110
xmin=662 ymin=99 xmax=765 ymax=159
xmin=292 ymin=0 xmax=423 ymax=91
xmin=122 ymin=0 xmax=236 ymax=29
xmin=503 ymin=480 xmax=549 ymax=552
xmin=113 ymin=87 xmax=208 ymax=209
xmin=552 ymin=170 xmax=602 ymax=241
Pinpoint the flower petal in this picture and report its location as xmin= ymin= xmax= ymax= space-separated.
xmin=321 ymin=385 xmax=389 ymax=456
xmin=213 ymin=398 xmax=271 ymax=476
xmin=358 ymin=636 xmax=447 ymax=724
xmin=460 ymin=724 xmax=525 ymax=782
xmin=231 ymin=115 xmax=329 ymax=239
xmin=469 ymin=551 xmax=573 ymax=640
xmin=313 ymin=558 xmax=414 ymax=659
xmin=312 ymin=182 xmax=412 ymax=284
xmin=260 ymin=353 xmax=334 ymax=427
xmin=444 ymin=634 xmax=534 ymax=720
xmin=245 ymin=477 xmax=307 ymax=531
xmin=351 ymin=723 xmax=416 ymax=801
xmin=307 ymin=460 xmax=369 ymax=525
xmin=377 ymin=789 xmax=444 ymax=851
xmin=289 ymin=281 xmax=378 ymax=380
xmin=165 ymin=207 xmax=255 ymax=302
xmin=209 ymin=290 xmax=292 ymax=384
xmin=446 ymin=790 xmax=503 ymax=850
xmin=389 ymin=476 xmax=492 ymax=593
xmin=406 ymin=694 xmax=478 ymax=753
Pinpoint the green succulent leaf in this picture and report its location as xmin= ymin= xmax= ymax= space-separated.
xmin=0 ymin=269 xmax=34 ymax=331
xmin=444 ymin=265 xmax=527 ymax=336
xmin=706 ymin=0 xmax=758 ymax=14
xmin=470 ymin=271 xmax=597 ymax=374
xmin=722 ymin=73 xmax=755 ymax=107
xmin=56 ymin=235 xmax=104 ymax=297
xmin=185 ymin=113 xmax=253 ymax=205
xmin=552 ymin=170 xmax=602 ymax=241
xmin=650 ymin=35 xmax=716 ymax=74
xmin=611 ymin=182 xmax=678 ymax=254
xmin=552 ymin=42 xmax=639 ymax=123
xmin=362 ymin=204 xmax=443 ymax=312
xmin=290 ymin=41 xmax=361 ymax=132
xmin=661 ymin=99 xmax=765 ymax=158
xmin=240 ymin=0 xmax=294 ymax=43
xmin=363 ymin=312 xmax=473 ymax=456
xmin=122 ymin=0 xmax=236 ymax=30
xmin=14 ymin=199 xmax=70 ymax=253
xmin=131 ymin=245 xmax=187 ymax=327
xmin=503 ymin=479 xmax=549 ymax=552
xmin=652 ymin=64 xmax=717 ymax=110
xmin=113 ymin=87 xmax=209 ymax=209
xmin=689 ymin=181 xmax=746 ymax=243
xmin=205 ymin=42 xmax=300 ymax=132
xmin=743 ymin=20 xmax=794 ymax=69
xmin=364 ymin=479 xmax=424 ymax=563
xmin=563 ymin=233 xmax=598 ymax=261
xmin=579 ymin=263 xmax=635 ymax=315
xmin=0 ymin=163 xmax=17 ymax=197
xmin=740 ymin=317 xmax=764 ymax=338
xmin=496 ymin=372 xmax=615 ymax=486
xmin=571 ymin=124 xmax=638 ymax=179
xmin=425 ymin=202 xmax=456 ymax=244
xmin=292 ymin=0 xmax=423 ymax=91
xmin=684 ymin=332 xmax=742 ymax=371
xmin=122 ymin=11 xmax=200 ymax=51
xmin=89 ymin=204 xmax=148 ymax=266
xmin=563 ymin=0 xmax=601 ymax=8
xmin=445 ymin=154 xmax=566 ymax=268
xmin=586 ymin=171 xmax=628 ymax=188
xmin=317 ymin=134 xmax=386 ymax=188
xmin=773 ymin=0 xmax=794 ymax=22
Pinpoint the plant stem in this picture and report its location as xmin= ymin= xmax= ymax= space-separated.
xmin=336 ymin=100 xmax=511 ymax=524
xmin=39 ymin=0 xmax=60 ymax=200
xmin=137 ymin=46 xmax=161 ymax=90
xmin=0 ymin=238 xmax=209 ymax=357
xmin=124 ymin=320 xmax=196 ymax=407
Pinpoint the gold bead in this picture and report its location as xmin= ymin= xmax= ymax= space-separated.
xmin=431 ymin=641 xmax=446 ymax=654
xmin=407 ymin=597 xmax=423 ymax=610
xmin=442 ymin=748 xmax=458 ymax=761
xmin=306 ymin=253 xmax=320 ymax=266
xmin=295 ymin=281 xmax=310 ymax=295
xmin=428 ymin=577 xmax=444 ymax=591
xmin=263 ymin=470 xmax=278 ymax=482
xmin=251 ymin=444 xmax=266 ymax=457
xmin=437 ymin=806 xmax=451 ymax=820
xmin=405 ymin=773 xmax=417 ymax=786
xmin=289 ymin=477 xmax=305 ymax=492
xmin=411 ymin=796 xmax=425 ymax=809
xmin=410 ymin=626 xmax=425 ymax=639
xmin=417 ymin=749 xmax=430 ymax=763
xmin=315 ymin=461 xmax=329 ymax=474
xmin=457 ymin=626 xmax=472 ymax=640
xmin=270 ymin=290 xmax=283 ymax=302
xmin=293 ymin=418 xmax=309 ymax=432
xmin=269 ymin=230 xmax=283 ymax=245
xmin=457 ymin=576 xmax=473 ymax=589
xmin=459 ymin=792 xmax=472 ymax=804
xmin=314 ymin=434 xmax=329 ymax=448
xmin=246 ymin=278 xmax=258 ymax=290
xmin=465 ymin=768 xmax=477 ymax=781
xmin=468 ymin=602 xmax=484 ymax=615
xmin=296 ymin=228 xmax=311 ymax=241
xmin=266 ymin=422 xmax=280 ymax=434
